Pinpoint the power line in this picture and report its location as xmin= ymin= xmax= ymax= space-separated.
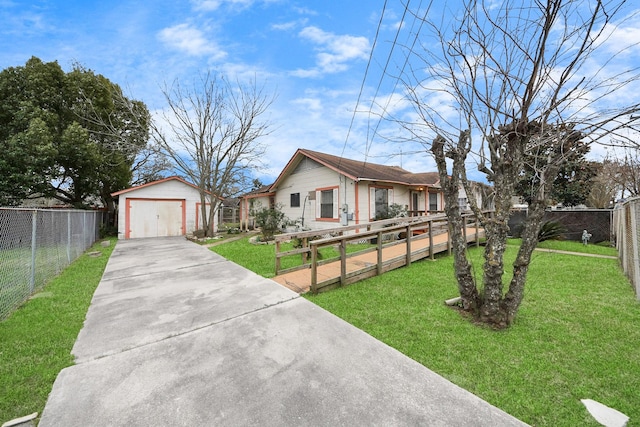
xmin=340 ymin=1 xmax=432 ymax=175
xmin=363 ymin=0 xmax=413 ymax=162
xmin=339 ymin=0 xmax=388 ymax=170
xmin=367 ymin=0 xmax=432 ymax=163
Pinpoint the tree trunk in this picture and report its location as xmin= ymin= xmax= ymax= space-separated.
xmin=477 ymin=217 xmax=509 ymax=325
xmin=207 ymin=199 xmax=219 ymax=237
xmin=199 ymin=193 xmax=210 ymax=235
xmin=103 ymin=196 xmax=116 ymax=228
xmin=446 ymin=203 xmax=479 ymax=311
xmin=431 ymin=134 xmax=479 ymax=312
xmin=501 ymin=200 xmax=545 ymax=324
xmin=476 ymin=169 xmax=517 ymax=327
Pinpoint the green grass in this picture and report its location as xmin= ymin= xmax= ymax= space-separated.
xmin=4 ymin=236 xmax=633 ymax=425
xmin=0 ymin=238 xmax=116 ymax=423
xmin=536 ymin=239 xmax=618 ymax=256
xmin=210 ymin=236 xmax=278 ymax=277
xmin=305 ymin=243 xmax=639 ymax=426
xmin=212 ymin=237 xmax=639 ymax=426
xmin=508 ymin=237 xmax=618 ymax=257
xmin=210 ymin=236 xmax=374 ymax=278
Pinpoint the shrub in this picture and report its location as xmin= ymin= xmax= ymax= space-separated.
xmin=375 ymin=203 xmax=408 ymax=221
xmin=99 ymin=223 xmax=118 ymax=238
xmin=538 ymin=220 xmax=566 ymax=242
xmin=251 ymin=202 xmax=288 ymax=241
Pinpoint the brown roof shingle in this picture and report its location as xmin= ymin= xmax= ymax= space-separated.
xmin=296 ymin=149 xmax=440 ymax=187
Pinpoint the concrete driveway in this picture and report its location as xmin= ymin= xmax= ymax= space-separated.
xmin=39 ymin=237 xmax=527 ymax=426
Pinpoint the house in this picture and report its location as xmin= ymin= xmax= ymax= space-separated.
xmin=241 ymin=148 xmax=450 ymax=231
xmin=112 ymin=176 xmax=218 ymax=239
xmin=239 ymin=184 xmax=276 ymax=230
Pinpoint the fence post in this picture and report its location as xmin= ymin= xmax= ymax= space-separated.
xmin=377 ymin=231 xmax=383 ymax=275
xmin=340 ymin=238 xmax=346 ymax=286
xmin=274 ymin=240 xmax=281 ymax=275
xmin=630 ymin=201 xmax=640 ymax=300
xmin=30 ymin=210 xmax=37 ymax=293
xmin=405 ymin=224 xmax=411 ymax=266
xmin=83 ymin=211 xmax=88 ymax=249
xmin=475 ymin=216 xmax=480 ymax=247
xmin=67 ymin=211 xmax=72 ymax=263
xmin=311 ymin=244 xmax=318 ymax=294
xmin=302 ymin=237 xmax=308 ymax=263
xmin=429 ymin=220 xmax=434 ymax=260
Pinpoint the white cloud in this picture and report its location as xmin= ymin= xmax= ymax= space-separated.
xmin=599 ymin=17 xmax=640 ymax=57
xmin=293 ymin=6 xmax=318 ymax=16
xmin=291 ymin=97 xmax=323 ymax=119
xmin=191 ymin=0 xmax=280 ymax=12
xmin=0 ymin=2 xmax=49 ymax=37
xmin=294 ymin=26 xmax=370 ymax=77
xmin=271 ymin=19 xmax=307 ymax=31
xmin=290 ymin=68 xmax=321 ymax=78
xmin=190 ymin=0 xmax=222 ymax=11
xmin=292 ymin=97 xmax=322 ymax=111
xmin=157 ymin=23 xmax=227 ymax=60
xmin=217 ymin=62 xmax=275 ymax=84
xmin=192 ymin=0 xmax=247 ymax=11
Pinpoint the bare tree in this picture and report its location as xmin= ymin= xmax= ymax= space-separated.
xmin=613 ymin=146 xmax=640 ymax=198
xmin=587 ymin=160 xmax=619 ymax=208
xmin=153 ymin=73 xmax=274 ymax=236
xmin=398 ymin=0 xmax=640 ymax=327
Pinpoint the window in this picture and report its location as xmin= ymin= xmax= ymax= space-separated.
xmin=369 ymin=186 xmax=393 ymax=220
xmin=320 ymin=189 xmax=334 ymax=218
xmin=458 ymin=197 xmax=469 ymax=211
xmin=315 ymin=187 xmax=338 ymax=220
xmin=429 ymin=192 xmax=439 ymax=211
xmin=290 ymin=192 xmax=300 ymax=207
xmin=374 ymin=187 xmax=389 ymax=219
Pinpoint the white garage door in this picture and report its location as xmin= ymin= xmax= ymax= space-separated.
xmin=128 ymin=199 xmax=184 ymax=238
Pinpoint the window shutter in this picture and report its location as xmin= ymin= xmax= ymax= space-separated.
xmin=316 ymin=190 xmax=321 ymax=218
xmin=333 ymin=188 xmax=339 ymax=218
xmin=388 ymin=188 xmax=394 ymax=206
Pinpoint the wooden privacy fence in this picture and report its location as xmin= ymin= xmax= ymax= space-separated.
xmin=273 ymin=213 xmax=485 ymax=294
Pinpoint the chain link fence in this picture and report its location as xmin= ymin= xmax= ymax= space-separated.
xmin=613 ymin=197 xmax=640 ymax=300
xmin=0 ymin=208 xmax=105 ymax=321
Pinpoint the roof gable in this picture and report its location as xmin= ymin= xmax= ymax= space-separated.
xmin=111 ymin=176 xmax=212 ymax=197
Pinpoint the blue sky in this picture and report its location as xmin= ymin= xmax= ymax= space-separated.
xmin=1 ymin=0 xmax=415 ymax=183
xmin=2 ymin=1 xmax=639 ymax=184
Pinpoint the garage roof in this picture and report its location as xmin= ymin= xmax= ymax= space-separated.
xmin=112 ymin=176 xmax=213 ymax=197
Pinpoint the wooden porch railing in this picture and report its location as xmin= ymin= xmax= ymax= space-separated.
xmin=274 ymin=214 xmax=441 ymax=274
xmin=273 ymin=212 xmax=486 ymax=293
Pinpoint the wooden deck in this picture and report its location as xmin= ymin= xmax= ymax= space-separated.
xmin=272 ymin=226 xmax=484 ymax=294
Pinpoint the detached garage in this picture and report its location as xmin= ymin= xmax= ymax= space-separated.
xmin=112 ymin=176 xmax=216 ymax=239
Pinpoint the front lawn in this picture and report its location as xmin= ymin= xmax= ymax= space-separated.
xmin=213 ymin=237 xmax=639 ymax=426
xmin=306 ymin=243 xmax=639 ymax=426
xmin=0 ymin=238 xmax=116 ymax=424
xmin=210 ymin=235 xmax=374 ymax=278
xmin=535 ymin=238 xmax=618 ymax=256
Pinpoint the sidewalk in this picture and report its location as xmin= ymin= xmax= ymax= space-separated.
xmin=39 ymin=237 xmax=527 ymax=426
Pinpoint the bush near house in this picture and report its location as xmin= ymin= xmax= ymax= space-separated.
xmin=251 ymin=203 xmax=288 ymax=241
